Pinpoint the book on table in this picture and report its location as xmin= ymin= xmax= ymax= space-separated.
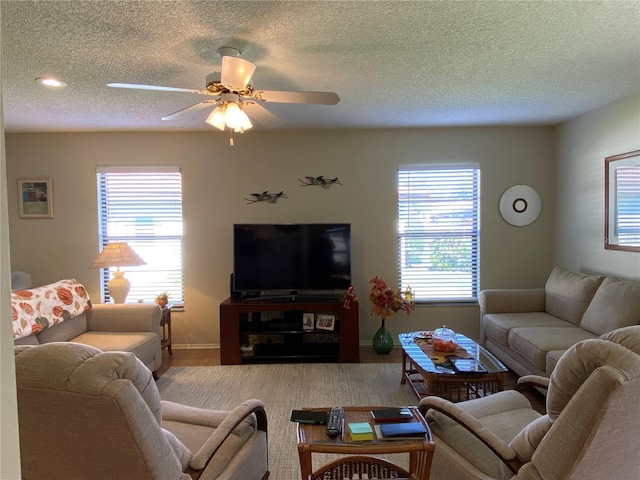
xmin=374 ymin=421 xmax=428 ymax=439
xmin=370 ymin=407 xmax=414 ymax=423
xmin=347 ymin=422 xmax=374 ymax=441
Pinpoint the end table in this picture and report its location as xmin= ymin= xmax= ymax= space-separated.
xmin=160 ymin=304 xmax=173 ymax=355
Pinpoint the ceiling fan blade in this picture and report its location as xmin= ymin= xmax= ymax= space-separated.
xmin=243 ymin=102 xmax=284 ymax=129
xmin=252 ymin=90 xmax=340 ymax=105
xmin=221 ymin=56 xmax=256 ymax=90
xmin=161 ymin=99 xmax=218 ymax=120
xmin=108 ymin=83 xmax=205 ymax=94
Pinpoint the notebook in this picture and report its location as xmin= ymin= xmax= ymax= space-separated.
xmin=378 ymin=422 xmax=427 ymax=438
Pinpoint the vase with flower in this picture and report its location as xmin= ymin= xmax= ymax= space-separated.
xmin=155 ymin=292 xmax=170 ymax=307
xmin=369 ymin=276 xmax=415 ymax=354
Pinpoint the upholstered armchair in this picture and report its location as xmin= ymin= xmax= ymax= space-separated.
xmin=418 ymin=326 xmax=640 ymax=480
xmin=14 ymin=342 xmax=269 ymax=480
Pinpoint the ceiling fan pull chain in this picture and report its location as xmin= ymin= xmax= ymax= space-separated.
xmin=229 ymin=130 xmax=234 ymax=146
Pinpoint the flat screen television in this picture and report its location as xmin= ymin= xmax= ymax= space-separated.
xmin=233 ymin=223 xmax=351 ymax=296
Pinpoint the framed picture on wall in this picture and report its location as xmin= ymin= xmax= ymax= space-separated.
xmin=316 ymin=313 xmax=335 ymax=331
xmin=302 ymin=313 xmax=315 ymax=331
xmin=18 ymin=178 xmax=53 ymax=219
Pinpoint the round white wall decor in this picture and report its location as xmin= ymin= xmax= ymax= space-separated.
xmin=499 ymin=185 xmax=541 ymax=226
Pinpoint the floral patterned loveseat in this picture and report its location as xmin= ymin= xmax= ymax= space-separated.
xmin=12 ymin=279 xmax=162 ymax=374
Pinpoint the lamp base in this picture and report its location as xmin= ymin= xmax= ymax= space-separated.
xmin=108 ymin=271 xmax=130 ymax=304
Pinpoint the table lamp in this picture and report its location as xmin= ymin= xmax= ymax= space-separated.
xmin=90 ymin=242 xmax=146 ymax=304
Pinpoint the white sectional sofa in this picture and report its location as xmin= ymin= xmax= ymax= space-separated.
xmin=479 ymin=266 xmax=640 ymax=377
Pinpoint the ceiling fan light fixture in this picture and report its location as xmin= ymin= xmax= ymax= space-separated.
xmin=224 ymin=102 xmax=246 ymax=129
xmin=234 ymin=114 xmax=253 ymax=132
xmin=206 ymin=105 xmax=226 ymax=130
xmin=108 ymin=47 xmax=337 ymax=139
xmin=221 ymin=56 xmax=256 ymax=91
xmin=216 ymin=47 xmax=240 ymax=58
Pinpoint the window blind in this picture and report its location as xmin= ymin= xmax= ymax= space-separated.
xmin=398 ymin=165 xmax=480 ymax=302
xmin=615 ymin=165 xmax=640 ymax=246
xmin=97 ymin=167 xmax=184 ymax=304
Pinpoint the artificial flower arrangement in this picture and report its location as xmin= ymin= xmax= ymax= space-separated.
xmin=155 ymin=292 xmax=170 ymax=307
xmin=368 ymin=276 xmax=415 ymax=319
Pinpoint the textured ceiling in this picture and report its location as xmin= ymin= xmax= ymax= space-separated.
xmin=2 ymin=0 xmax=639 ymax=133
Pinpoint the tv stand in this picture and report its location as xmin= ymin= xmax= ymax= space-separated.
xmin=242 ymin=292 xmax=341 ymax=304
xmin=219 ymin=296 xmax=360 ymax=364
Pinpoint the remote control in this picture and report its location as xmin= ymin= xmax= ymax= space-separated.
xmin=326 ymin=406 xmax=344 ymax=438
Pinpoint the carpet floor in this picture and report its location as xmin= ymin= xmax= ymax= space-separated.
xmin=156 ymin=363 xmax=417 ymax=480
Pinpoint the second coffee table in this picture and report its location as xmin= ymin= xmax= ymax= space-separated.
xmin=399 ymin=332 xmax=508 ymax=402
xmin=296 ymin=405 xmax=435 ymax=480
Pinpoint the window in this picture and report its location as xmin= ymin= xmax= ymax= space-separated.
xmin=97 ymin=166 xmax=184 ymax=305
xmin=605 ymin=150 xmax=640 ymax=251
xmin=398 ymin=165 xmax=480 ymax=302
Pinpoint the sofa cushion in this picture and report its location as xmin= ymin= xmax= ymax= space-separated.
xmin=483 ymin=312 xmax=570 ymax=346
xmin=70 ymin=332 xmax=159 ymax=371
xmin=545 ymin=267 xmax=604 ymax=325
xmin=508 ymin=326 xmax=597 ymax=371
xmin=36 ymin=314 xmax=88 ymax=343
xmin=580 ymin=277 xmax=640 ymax=335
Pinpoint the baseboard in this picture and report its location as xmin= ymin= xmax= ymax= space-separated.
xmin=170 ymin=343 xmax=219 ymax=350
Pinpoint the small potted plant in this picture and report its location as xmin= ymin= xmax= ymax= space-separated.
xmin=155 ymin=292 xmax=169 ymax=307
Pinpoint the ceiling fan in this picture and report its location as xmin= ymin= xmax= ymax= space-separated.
xmin=108 ymin=47 xmax=340 ymax=143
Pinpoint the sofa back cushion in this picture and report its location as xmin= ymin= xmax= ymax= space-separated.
xmin=545 ymin=267 xmax=604 ymax=325
xmin=36 ymin=313 xmax=88 ymax=343
xmin=581 ymin=278 xmax=640 ymax=335
xmin=14 ymin=335 xmax=40 ymax=346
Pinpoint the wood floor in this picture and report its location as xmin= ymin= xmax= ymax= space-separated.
xmin=158 ymin=347 xmax=546 ymax=413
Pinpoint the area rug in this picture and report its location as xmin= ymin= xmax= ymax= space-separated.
xmin=156 ymin=363 xmax=417 ymax=480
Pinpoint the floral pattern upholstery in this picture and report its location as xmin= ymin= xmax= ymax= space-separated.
xmin=12 ymin=279 xmax=91 ymax=340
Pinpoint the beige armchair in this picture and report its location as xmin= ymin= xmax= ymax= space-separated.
xmin=418 ymin=326 xmax=640 ymax=480
xmin=15 ymin=342 xmax=269 ymax=480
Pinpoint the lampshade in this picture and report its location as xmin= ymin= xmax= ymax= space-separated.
xmin=206 ymin=106 xmax=226 ymax=130
xmin=220 ymin=56 xmax=256 ymax=91
xmin=90 ymin=242 xmax=146 ymax=269
xmin=234 ymin=111 xmax=253 ymax=132
xmin=90 ymin=242 xmax=146 ymax=304
xmin=206 ymin=102 xmax=253 ymax=133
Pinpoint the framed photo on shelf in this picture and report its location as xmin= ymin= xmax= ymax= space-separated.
xmin=302 ymin=313 xmax=315 ymax=331
xmin=18 ymin=178 xmax=53 ymax=219
xmin=316 ymin=313 xmax=335 ymax=331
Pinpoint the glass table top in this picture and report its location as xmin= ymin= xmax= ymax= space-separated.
xmin=398 ymin=331 xmax=508 ymax=375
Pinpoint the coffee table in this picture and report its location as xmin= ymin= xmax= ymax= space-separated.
xmin=296 ymin=405 xmax=434 ymax=480
xmin=399 ymin=332 xmax=507 ymax=402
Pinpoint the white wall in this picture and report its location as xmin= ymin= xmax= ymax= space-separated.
xmin=5 ymin=127 xmax=556 ymax=345
xmin=0 ymin=6 xmax=22 ymax=476
xmin=555 ymin=92 xmax=640 ymax=279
